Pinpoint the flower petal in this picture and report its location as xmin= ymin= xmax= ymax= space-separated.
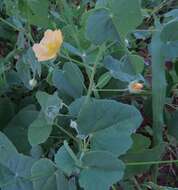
xmin=32 ymin=44 xmax=50 ymax=62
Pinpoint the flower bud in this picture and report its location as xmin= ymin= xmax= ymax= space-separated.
xmin=29 ymin=78 xmax=37 ymax=88
xmin=128 ymin=81 xmax=143 ymax=93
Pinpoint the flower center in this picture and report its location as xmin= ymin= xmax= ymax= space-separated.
xmin=46 ymin=42 xmax=59 ymax=56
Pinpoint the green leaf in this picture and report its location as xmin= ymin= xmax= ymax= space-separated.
xmin=28 ymin=113 xmax=52 ymax=146
xmin=15 ymin=48 xmax=41 ymax=89
xmin=128 ymin=134 xmax=151 ymax=153
xmin=19 ymin=0 xmax=51 ymax=28
xmin=96 ymin=0 xmax=108 ymax=7
xmin=0 ymin=164 xmax=14 ymax=189
xmin=79 ymin=151 xmax=125 ymax=190
xmin=122 ymin=143 xmax=165 ymax=177
xmin=4 ymin=107 xmax=39 ymax=153
xmin=0 ymin=98 xmax=15 ymax=130
xmin=96 ymin=72 xmax=112 ymax=89
xmin=0 ymin=131 xmax=17 ymax=154
xmin=4 ymin=0 xmax=19 ymax=16
xmin=86 ymin=8 xmax=119 ymax=45
xmin=90 ymin=125 xmax=134 ymax=156
xmin=161 ymin=20 xmax=178 ymax=43
xmin=16 ymin=56 xmax=32 ymax=89
xmin=36 ymin=91 xmax=62 ymax=123
xmin=30 ymin=145 xmax=43 ymax=159
xmin=167 ymin=110 xmax=178 ymax=140
xmin=103 ymin=55 xmax=143 ymax=82
xmin=24 ymin=48 xmax=41 ymax=77
xmin=165 ymin=9 xmax=178 ymax=18
xmin=129 ymin=54 xmax=144 ymax=74
xmin=86 ymin=0 xmax=143 ymax=44
xmin=31 ymin=158 xmax=75 ymax=190
xmin=161 ymin=40 xmax=178 ymax=59
xmin=63 ymin=42 xmax=82 ymax=57
xmin=52 ymin=62 xmax=84 ymax=98
xmin=109 ymin=0 xmax=143 ymax=36
xmin=151 ymin=26 xmax=167 ymax=143
xmin=0 ymin=132 xmax=36 ymax=190
xmin=0 ymin=154 xmax=35 ymax=190
xmin=17 ymin=31 xmax=26 ymax=49
xmin=69 ymin=97 xmax=142 ymax=155
xmin=55 ymin=145 xmax=76 ymax=176
xmin=71 ymin=97 xmax=142 ymax=135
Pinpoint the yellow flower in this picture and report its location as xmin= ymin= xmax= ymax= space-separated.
xmin=32 ymin=29 xmax=63 ymax=62
xmin=128 ymin=80 xmax=143 ymax=93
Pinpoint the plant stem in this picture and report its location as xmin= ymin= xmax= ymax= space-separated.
xmin=86 ymin=44 xmax=105 ymax=100
xmin=60 ymin=54 xmax=93 ymax=70
xmin=0 ymin=17 xmax=21 ymax=31
xmin=54 ymin=123 xmax=78 ymax=143
xmin=27 ymin=24 xmax=35 ymax=43
xmin=93 ymin=88 xmax=128 ymax=92
xmin=132 ymin=177 xmax=142 ymax=190
xmin=126 ymin=159 xmax=178 ymax=166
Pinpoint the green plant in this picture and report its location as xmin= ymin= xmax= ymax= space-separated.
xmin=1 ymin=0 xmax=178 ymax=189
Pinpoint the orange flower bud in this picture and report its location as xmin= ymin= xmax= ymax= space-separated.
xmin=128 ymin=81 xmax=143 ymax=93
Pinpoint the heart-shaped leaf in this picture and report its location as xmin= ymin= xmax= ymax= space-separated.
xmin=79 ymin=151 xmax=125 ymax=190
xmin=69 ymin=97 xmax=142 ymax=156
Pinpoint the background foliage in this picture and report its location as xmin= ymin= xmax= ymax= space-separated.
xmin=1 ymin=0 xmax=178 ymax=189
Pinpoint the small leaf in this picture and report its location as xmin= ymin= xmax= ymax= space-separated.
xmin=128 ymin=134 xmax=151 ymax=153
xmin=96 ymin=72 xmax=112 ymax=89
xmin=103 ymin=55 xmax=143 ymax=82
xmin=55 ymin=145 xmax=76 ymax=176
xmin=36 ymin=91 xmax=62 ymax=123
xmin=53 ymin=62 xmax=84 ymax=98
xmin=28 ymin=113 xmax=52 ymax=146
